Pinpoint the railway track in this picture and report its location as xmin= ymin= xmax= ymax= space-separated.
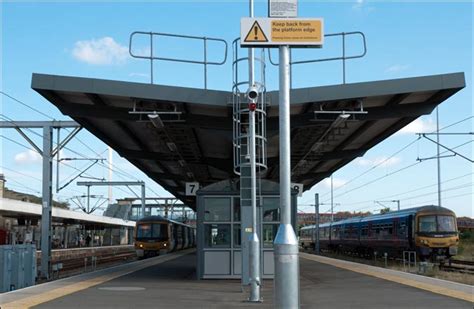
xmin=37 ymin=247 xmax=137 ymax=282
xmin=449 ymin=259 xmax=474 ymax=266
xmin=440 ymin=259 xmax=474 ymax=275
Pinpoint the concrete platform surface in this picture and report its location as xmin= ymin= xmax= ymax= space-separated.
xmin=1 ymin=250 xmax=472 ymax=309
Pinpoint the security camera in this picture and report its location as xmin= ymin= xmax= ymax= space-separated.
xmin=247 ymin=86 xmax=259 ymax=101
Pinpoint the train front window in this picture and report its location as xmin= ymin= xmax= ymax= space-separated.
xmin=137 ymin=223 xmax=167 ymax=239
xmin=437 ymin=216 xmax=456 ymax=232
xmin=137 ymin=224 xmax=152 ymax=238
xmin=418 ymin=215 xmax=456 ymax=233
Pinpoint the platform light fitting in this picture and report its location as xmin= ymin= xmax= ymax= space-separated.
xmin=332 ymin=113 xmax=351 ymax=128
xmin=148 ymin=114 xmax=164 ymax=129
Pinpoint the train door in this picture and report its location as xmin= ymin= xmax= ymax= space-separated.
xmin=408 ymin=215 xmax=414 ymax=249
xmin=169 ymin=224 xmax=176 ymax=251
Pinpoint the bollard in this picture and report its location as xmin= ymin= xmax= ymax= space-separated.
xmin=384 ymin=252 xmax=388 ymax=268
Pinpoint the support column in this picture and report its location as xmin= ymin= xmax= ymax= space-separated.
xmin=40 ymin=125 xmax=53 ymax=279
xmin=314 ymin=193 xmax=320 ymax=254
xmin=274 ymin=45 xmax=299 ymax=309
xmin=141 ymin=183 xmax=146 ymax=218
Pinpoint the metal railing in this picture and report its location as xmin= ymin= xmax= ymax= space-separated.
xmin=129 ymin=31 xmax=228 ymax=89
xmin=268 ymin=31 xmax=367 ymax=84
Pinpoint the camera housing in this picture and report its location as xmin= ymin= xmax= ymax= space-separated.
xmin=246 ymin=86 xmax=259 ymax=101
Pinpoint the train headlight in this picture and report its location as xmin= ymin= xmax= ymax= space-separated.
xmin=164 ymin=243 xmax=167 ymax=247
xmin=139 ymin=244 xmax=143 ymax=248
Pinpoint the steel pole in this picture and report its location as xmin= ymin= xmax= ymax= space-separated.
xmin=247 ymin=0 xmax=260 ymax=302
xmin=274 ymin=45 xmax=300 ymax=309
xmin=248 ymin=108 xmax=261 ymax=302
xmin=315 ymin=193 xmax=320 ymax=255
xmin=87 ymin=185 xmax=90 ymax=213
xmin=330 ymin=174 xmax=334 ymax=222
xmin=108 ymin=146 xmax=113 ymax=204
xmin=141 ymin=183 xmax=146 ymax=218
xmin=436 ymin=107 xmax=441 ymax=207
xmin=40 ymin=125 xmax=53 ymax=279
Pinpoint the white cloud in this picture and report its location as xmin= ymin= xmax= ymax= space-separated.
xmin=320 ymin=177 xmax=347 ymax=189
xmin=398 ymin=118 xmax=437 ymax=135
xmin=356 ymin=156 xmax=401 ymax=168
xmin=14 ymin=150 xmax=42 ymax=165
xmin=352 ymin=0 xmax=364 ymax=9
xmin=352 ymin=0 xmax=375 ymax=12
xmin=385 ymin=64 xmax=410 ymax=73
xmin=72 ymin=37 xmax=128 ymax=65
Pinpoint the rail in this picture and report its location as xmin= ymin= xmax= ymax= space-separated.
xmin=267 ymin=31 xmax=367 ymax=84
xmin=129 ymin=31 xmax=228 ymax=89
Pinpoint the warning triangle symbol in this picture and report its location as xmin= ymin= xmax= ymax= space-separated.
xmin=244 ymin=21 xmax=268 ymax=43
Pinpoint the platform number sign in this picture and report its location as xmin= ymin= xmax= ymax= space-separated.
xmin=291 ymin=183 xmax=303 ymax=197
xmin=186 ymin=182 xmax=200 ymax=196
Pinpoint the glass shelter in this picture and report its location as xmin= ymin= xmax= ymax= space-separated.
xmin=196 ymin=179 xmax=297 ymax=279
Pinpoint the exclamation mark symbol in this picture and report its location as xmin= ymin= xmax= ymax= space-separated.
xmin=254 ymin=25 xmax=258 ymax=40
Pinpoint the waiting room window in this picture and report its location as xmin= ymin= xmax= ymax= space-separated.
xmin=204 ymin=224 xmax=231 ymax=248
xmin=262 ymin=197 xmax=279 ymax=222
xmin=204 ymin=198 xmax=231 ymax=222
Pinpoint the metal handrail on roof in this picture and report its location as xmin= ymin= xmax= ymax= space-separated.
xmin=129 ymin=31 xmax=228 ymax=89
xmin=267 ymin=31 xmax=367 ymax=84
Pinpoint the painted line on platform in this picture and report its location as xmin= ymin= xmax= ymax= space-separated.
xmin=0 ymin=249 xmax=195 ymax=309
xmin=300 ymin=252 xmax=473 ymax=303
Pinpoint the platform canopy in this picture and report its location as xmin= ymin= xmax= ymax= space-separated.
xmin=0 ymin=198 xmax=136 ymax=227
xmin=32 ymin=72 xmax=465 ymax=209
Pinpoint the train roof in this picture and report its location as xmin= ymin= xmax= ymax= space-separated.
xmin=300 ymin=205 xmax=456 ymax=230
xmin=136 ymin=215 xmax=194 ymax=228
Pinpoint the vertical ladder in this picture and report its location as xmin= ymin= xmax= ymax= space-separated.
xmin=232 ymin=38 xmax=268 ymax=285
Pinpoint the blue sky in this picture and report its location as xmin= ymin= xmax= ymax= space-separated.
xmin=1 ymin=1 xmax=472 ymax=217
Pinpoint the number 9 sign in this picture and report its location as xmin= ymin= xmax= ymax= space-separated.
xmin=291 ymin=183 xmax=303 ymax=197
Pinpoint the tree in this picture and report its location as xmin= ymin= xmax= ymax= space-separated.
xmin=380 ymin=207 xmax=391 ymax=214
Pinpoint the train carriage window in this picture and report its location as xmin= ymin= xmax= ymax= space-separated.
xmin=361 ymin=225 xmax=368 ymax=236
xmin=204 ymin=198 xmax=231 ymax=222
xmin=398 ymin=222 xmax=407 ymax=237
xmin=204 ymin=224 xmax=231 ymax=248
xmin=387 ymin=223 xmax=393 ymax=235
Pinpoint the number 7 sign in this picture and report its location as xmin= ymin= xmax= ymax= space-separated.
xmin=185 ymin=182 xmax=200 ymax=196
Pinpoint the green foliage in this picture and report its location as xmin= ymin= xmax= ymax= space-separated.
xmin=459 ymin=230 xmax=473 ymax=241
xmin=380 ymin=207 xmax=391 ymax=214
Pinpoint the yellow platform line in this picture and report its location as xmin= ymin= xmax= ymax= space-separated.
xmin=301 ymin=252 xmax=473 ymax=303
xmin=1 ymin=249 xmax=194 ymax=309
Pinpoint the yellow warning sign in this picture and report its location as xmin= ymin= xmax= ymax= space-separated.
xmin=271 ymin=20 xmax=322 ymax=43
xmin=241 ymin=17 xmax=324 ymax=46
xmin=244 ymin=21 xmax=268 ymax=43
